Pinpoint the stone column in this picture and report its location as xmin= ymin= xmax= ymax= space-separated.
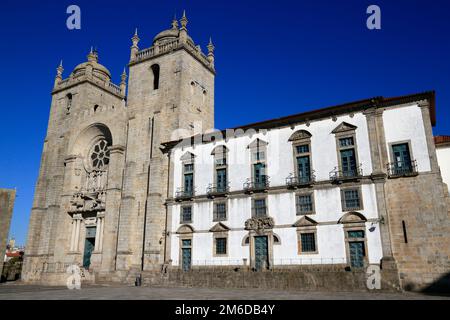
xmin=94 ymin=217 xmax=101 ymax=252
xmin=364 ymin=108 xmax=394 ymax=259
xmin=100 ymin=145 xmax=125 ymax=273
xmin=69 ymin=218 xmax=77 ymax=252
xmin=74 ymin=215 xmax=82 ymax=252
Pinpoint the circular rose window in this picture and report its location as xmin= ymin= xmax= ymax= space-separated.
xmin=90 ymin=139 xmax=110 ymax=170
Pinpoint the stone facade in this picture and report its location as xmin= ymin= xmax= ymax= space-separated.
xmin=0 ymin=189 xmax=16 ymax=278
xmin=22 ymin=15 xmax=450 ymax=292
xmin=22 ymin=14 xmax=215 ymax=284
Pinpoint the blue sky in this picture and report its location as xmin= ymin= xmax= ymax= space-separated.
xmin=1 ymin=0 xmax=449 ymax=245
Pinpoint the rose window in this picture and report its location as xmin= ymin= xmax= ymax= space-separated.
xmin=90 ymin=139 xmax=110 ymax=170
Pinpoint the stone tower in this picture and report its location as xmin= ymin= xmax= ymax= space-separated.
xmin=22 ymin=13 xmax=215 ymax=283
xmin=116 ymin=12 xmax=215 ymax=275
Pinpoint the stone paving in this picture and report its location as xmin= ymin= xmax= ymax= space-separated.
xmin=0 ymin=283 xmax=449 ymax=300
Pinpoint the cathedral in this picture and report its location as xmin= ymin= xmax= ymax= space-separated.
xmin=22 ymin=14 xmax=450 ymax=292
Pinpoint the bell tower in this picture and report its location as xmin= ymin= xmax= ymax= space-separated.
xmin=115 ymin=12 xmax=215 ymax=273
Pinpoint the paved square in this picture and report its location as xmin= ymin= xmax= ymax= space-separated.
xmin=0 ymin=283 xmax=448 ymax=300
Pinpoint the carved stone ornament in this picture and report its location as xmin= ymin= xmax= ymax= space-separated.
xmin=245 ymin=217 xmax=275 ymax=233
xmin=69 ymin=191 xmax=106 ymax=213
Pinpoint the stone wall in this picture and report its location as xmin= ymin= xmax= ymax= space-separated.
xmin=385 ymin=173 xmax=450 ymax=291
xmin=0 ymin=189 xmax=16 ymax=279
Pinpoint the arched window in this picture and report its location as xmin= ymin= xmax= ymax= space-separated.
xmin=66 ymin=93 xmax=72 ymax=114
xmin=151 ymin=64 xmax=160 ymax=90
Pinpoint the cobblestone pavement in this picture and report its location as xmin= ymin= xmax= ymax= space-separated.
xmin=0 ymin=283 xmax=448 ymax=300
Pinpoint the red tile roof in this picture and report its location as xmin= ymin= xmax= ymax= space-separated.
xmin=435 ymin=136 xmax=450 ymax=146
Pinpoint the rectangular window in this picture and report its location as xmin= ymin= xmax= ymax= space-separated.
xmin=253 ymin=199 xmax=267 ymax=217
xmin=296 ymin=144 xmax=310 ymax=154
xmin=342 ymin=189 xmax=361 ymax=210
xmin=181 ymin=206 xmax=192 ymax=223
xmin=300 ymin=233 xmax=316 ymax=253
xmin=339 ymin=137 xmax=354 ymax=147
xmin=391 ymin=143 xmax=413 ymax=175
xmin=215 ymin=238 xmax=227 ymax=255
xmin=297 ymin=194 xmax=313 ymax=214
xmin=214 ymin=202 xmax=227 ymax=221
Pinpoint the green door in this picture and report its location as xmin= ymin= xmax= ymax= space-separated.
xmin=254 ymin=236 xmax=269 ymax=271
xmin=181 ymin=239 xmax=192 ymax=272
xmin=182 ymin=248 xmax=191 ymax=272
xmin=349 ymin=241 xmax=365 ymax=268
xmin=340 ymin=149 xmax=357 ymax=177
xmin=83 ymin=238 xmax=95 ymax=269
xmin=392 ymin=143 xmax=412 ymax=174
xmin=297 ymin=156 xmax=311 ymax=183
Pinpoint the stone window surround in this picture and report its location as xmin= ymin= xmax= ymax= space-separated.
xmin=251 ymin=195 xmax=268 ymax=218
xmin=180 ymin=205 xmax=193 ymax=224
xmin=290 ymin=131 xmax=313 ymax=179
xmin=211 ymin=145 xmax=229 ymax=188
xmin=387 ymin=140 xmax=415 ymax=169
xmin=213 ymin=232 xmax=229 ymax=257
xmin=248 ymin=139 xmax=268 ymax=183
xmin=340 ymin=185 xmax=364 ymax=212
xmin=180 ymin=152 xmax=195 ymax=192
xmin=295 ymin=191 xmax=315 ymax=215
xmin=213 ymin=200 xmax=227 ymax=222
xmin=333 ymin=124 xmax=361 ymax=174
xmin=297 ymin=226 xmax=319 ymax=255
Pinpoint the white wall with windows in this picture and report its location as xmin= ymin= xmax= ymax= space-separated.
xmin=383 ymin=104 xmax=431 ymax=172
xmin=168 ymin=104 xmax=431 ymax=269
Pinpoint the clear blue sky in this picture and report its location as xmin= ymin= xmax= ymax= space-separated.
xmin=1 ymin=0 xmax=449 ymax=245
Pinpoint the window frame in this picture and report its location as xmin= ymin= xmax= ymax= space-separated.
xmin=297 ymin=227 xmax=318 ymax=255
xmin=213 ymin=201 xmax=227 ymax=222
xmin=341 ymin=186 xmax=364 ymax=211
xmin=252 ymin=196 xmax=268 ymax=218
xmin=213 ymin=233 xmax=229 ymax=257
xmin=180 ymin=205 xmax=193 ymax=224
xmin=295 ymin=191 xmax=315 ymax=215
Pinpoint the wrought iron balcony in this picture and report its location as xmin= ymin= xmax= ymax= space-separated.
xmin=330 ymin=164 xmax=363 ymax=183
xmin=387 ymin=160 xmax=418 ymax=178
xmin=286 ymin=172 xmax=316 ymax=189
xmin=243 ymin=176 xmax=270 ymax=193
xmin=207 ymin=183 xmax=230 ymax=198
xmin=175 ymin=188 xmax=195 ymax=201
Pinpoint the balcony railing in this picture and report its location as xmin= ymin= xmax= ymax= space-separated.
xmin=207 ymin=183 xmax=230 ymax=198
xmin=175 ymin=188 xmax=195 ymax=201
xmin=387 ymin=160 xmax=418 ymax=178
xmin=286 ymin=172 xmax=316 ymax=189
xmin=243 ymin=176 xmax=270 ymax=193
xmin=330 ymin=164 xmax=363 ymax=182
